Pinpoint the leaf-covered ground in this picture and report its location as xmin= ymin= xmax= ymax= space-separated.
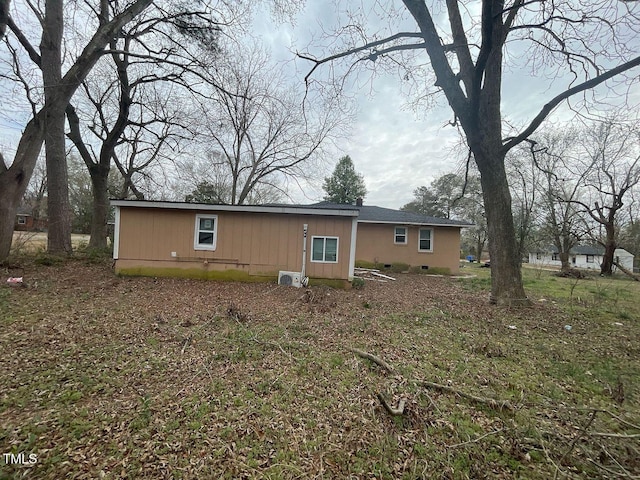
xmin=1 ymin=258 xmax=639 ymax=479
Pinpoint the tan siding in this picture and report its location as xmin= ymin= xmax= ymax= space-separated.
xmin=117 ymin=207 xmax=353 ymax=280
xmin=355 ymin=223 xmax=461 ymax=273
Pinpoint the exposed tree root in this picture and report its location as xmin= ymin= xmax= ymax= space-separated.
xmin=349 ymin=347 xmax=394 ymax=373
xmin=376 ymin=393 xmax=406 ymax=416
xmin=349 ymin=347 xmax=515 ymax=416
xmin=417 ymin=380 xmax=515 ymax=412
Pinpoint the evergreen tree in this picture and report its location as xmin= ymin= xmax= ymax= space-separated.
xmin=323 ymin=155 xmax=367 ymax=204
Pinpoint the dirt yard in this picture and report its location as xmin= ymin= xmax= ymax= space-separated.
xmin=1 ymin=258 xmax=638 ymax=479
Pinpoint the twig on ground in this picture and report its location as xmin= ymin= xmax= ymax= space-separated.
xmin=447 ymin=428 xmax=505 ymax=448
xmin=349 ymin=348 xmax=394 ymax=373
xmin=377 ymin=393 xmax=406 ymax=416
xmin=554 ymin=410 xmax=597 ymax=479
xmin=416 ymin=380 xmax=515 ymax=412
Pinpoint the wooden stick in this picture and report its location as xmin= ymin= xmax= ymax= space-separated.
xmin=417 ymin=380 xmax=514 ymax=412
xmin=349 ymin=348 xmax=394 ymax=373
xmin=377 ymin=393 xmax=406 ymax=416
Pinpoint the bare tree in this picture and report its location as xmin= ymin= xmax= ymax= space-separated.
xmin=299 ymin=0 xmax=640 ymax=305
xmin=0 ymin=0 xmax=154 ymax=261
xmin=572 ymin=118 xmax=640 ymax=275
xmin=529 ymin=128 xmax=586 ymax=272
xmin=197 ymin=43 xmax=346 ymax=205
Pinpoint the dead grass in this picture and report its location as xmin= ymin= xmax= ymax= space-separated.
xmin=1 ymin=258 xmax=639 ymax=479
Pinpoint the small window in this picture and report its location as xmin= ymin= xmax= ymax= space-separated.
xmin=394 ymin=226 xmax=407 ymax=244
xmin=536 ymin=253 xmax=542 ymax=260
xmin=418 ymin=228 xmax=433 ymax=252
xmin=552 ymin=253 xmax=559 ymax=261
xmin=17 ymin=216 xmax=26 ymax=225
xmin=586 ymin=254 xmax=594 ymax=263
xmin=194 ymin=214 xmax=217 ymax=250
xmin=311 ymin=236 xmax=338 ymax=263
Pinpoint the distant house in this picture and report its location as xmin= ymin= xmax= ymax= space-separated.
xmin=111 ymin=199 xmax=470 ymax=284
xmin=14 ymin=209 xmax=47 ymax=232
xmin=529 ymin=245 xmax=634 ymax=271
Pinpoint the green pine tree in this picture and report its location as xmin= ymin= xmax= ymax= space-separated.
xmin=323 ymin=155 xmax=367 ymax=204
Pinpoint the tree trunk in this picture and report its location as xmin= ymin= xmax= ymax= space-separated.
xmin=475 ymin=150 xmax=529 ymax=305
xmin=559 ymin=252 xmax=571 ymax=272
xmin=41 ymin=0 xmax=72 ymax=255
xmin=600 ymin=225 xmax=616 ymax=276
xmin=88 ymin=164 xmax=110 ymax=249
xmin=0 ymin=118 xmax=45 ymax=261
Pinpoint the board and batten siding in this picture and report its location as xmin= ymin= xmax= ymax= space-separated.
xmin=115 ymin=206 xmax=353 ymax=281
xmin=355 ymin=223 xmax=462 ymax=273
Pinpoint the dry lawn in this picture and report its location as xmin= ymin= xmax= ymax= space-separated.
xmin=1 ymin=257 xmax=639 ymax=479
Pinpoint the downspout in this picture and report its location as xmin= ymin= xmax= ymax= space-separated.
xmin=301 ymin=223 xmax=309 ymax=286
xmin=113 ymin=205 xmax=121 ymax=260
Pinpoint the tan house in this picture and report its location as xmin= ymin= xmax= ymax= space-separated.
xmin=112 ymin=200 xmax=469 ymax=284
xmin=112 ymin=200 xmax=359 ymax=285
xmin=354 ymin=205 xmax=470 ymax=274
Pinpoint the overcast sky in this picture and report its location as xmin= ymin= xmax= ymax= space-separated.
xmin=253 ymin=1 xmax=640 ymax=209
xmin=2 ymin=1 xmax=638 ymax=210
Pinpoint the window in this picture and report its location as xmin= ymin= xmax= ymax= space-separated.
xmin=394 ymin=226 xmax=407 ymax=244
xmin=194 ymin=215 xmax=217 ymax=250
xmin=418 ymin=228 xmax=433 ymax=252
xmin=17 ymin=216 xmax=26 ymax=225
xmin=586 ymin=254 xmax=594 ymax=263
xmin=536 ymin=253 xmax=542 ymax=260
xmin=311 ymin=236 xmax=338 ymax=263
xmin=552 ymin=253 xmax=559 ymax=261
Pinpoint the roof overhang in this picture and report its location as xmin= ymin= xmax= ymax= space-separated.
xmin=110 ymin=199 xmax=359 ymax=217
xmin=357 ymin=220 xmax=472 ymax=227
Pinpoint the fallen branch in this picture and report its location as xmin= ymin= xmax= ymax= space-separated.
xmin=377 ymin=393 xmax=406 ymax=416
xmin=349 ymin=348 xmax=394 ymax=373
xmin=417 ymin=380 xmax=515 ymax=412
xmin=447 ymin=428 xmax=505 ymax=448
xmin=613 ymin=260 xmax=640 ymax=281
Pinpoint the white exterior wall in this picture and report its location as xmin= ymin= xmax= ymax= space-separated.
xmin=528 ymin=249 xmax=634 ymax=271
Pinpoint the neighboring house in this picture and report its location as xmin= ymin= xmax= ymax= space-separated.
xmin=529 ymin=245 xmax=634 ymax=272
xmin=14 ymin=209 xmax=47 ymax=232
xmin=111 ymin=199 xmax=470 ymax=284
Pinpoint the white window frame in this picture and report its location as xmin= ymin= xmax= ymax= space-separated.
xmin=394 ymin=226 xmax=407 ymax=244
xmin=311 ymin=236 xmax=339 ymax=263
xmin=194 ymin=214 xmax=218 ymax=251
xmin=17 ymin=216 xmax=27 ymax=225
xmin=586 ymin=254 xmax=595 ymax=264
xmin=418 ymin=228 xmax=433 ymax=253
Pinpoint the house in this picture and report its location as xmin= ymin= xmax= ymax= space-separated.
xmin=111 ymin=199 xmax=470 ymax=285
xmin=529 ymin=245 xmax=634 ymax=271
xmin=352 ymin=204 xmax=471 ymax=273
xmin=14 ymin=209 xmax=47 ymax=232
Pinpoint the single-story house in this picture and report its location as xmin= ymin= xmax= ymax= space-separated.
xmin=111 ymin=199 xmax=470 ymax=285
xmin=352 ymin=204 xmax=470 ymax=274
xmin=14 ymin=209 xmax=47 ymax=232
xmin=529 ymin=245 xmax=634 ymax=271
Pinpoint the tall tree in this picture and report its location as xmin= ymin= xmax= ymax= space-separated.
xmin=196 ymin=43 xmax=344 ymax=205
xmin=66 ymin=0 xmax=225 ymax=248
xmin=0 ymin=0 xmax=154 ymax=261
xmin=529 ymin=128 xmax=586 ymax=272
xmin=301 ymin=0 xmax=640 ymax=305
xmin=572 ymin=118 xmax=640 ymax=275
xmin=323 ymin=155 xmax=367 ymax=204
xmin=41 ymin=0 xmax=71 ymax=254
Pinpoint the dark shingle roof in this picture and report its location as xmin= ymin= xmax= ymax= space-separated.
xmin=311 ymin=202 xmax=472 ymax=226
